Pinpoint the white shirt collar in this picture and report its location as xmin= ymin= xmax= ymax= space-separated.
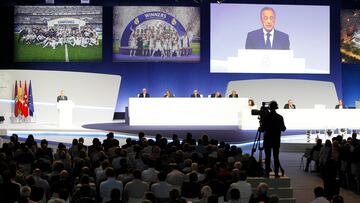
xmin=262 ymin=28 xmax=274 ymax=47
xmin=262 ymin=28 xmax=274 ymax=36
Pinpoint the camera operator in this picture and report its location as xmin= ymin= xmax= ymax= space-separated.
xmin=262 ymin=101 xmax=286 ymax=178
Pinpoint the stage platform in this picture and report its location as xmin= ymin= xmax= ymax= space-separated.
xmin=0 ymin=121 xmax=352 ymax=153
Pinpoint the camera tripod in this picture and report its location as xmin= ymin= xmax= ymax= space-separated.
xmin=251 ymin=127 xmax=263 ymax=163
xmin=251 ymin=126 xmax=286 ymax=177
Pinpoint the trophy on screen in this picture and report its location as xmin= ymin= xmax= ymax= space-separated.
xmin=326 ymin=129 xmax=333 ymax=138
xmin=340 ymin=128 xmax=347 ymax=137
xmin=306 ymin=130 xmax=311 ymax=143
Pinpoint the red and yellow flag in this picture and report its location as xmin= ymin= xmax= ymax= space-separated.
xmin=17 ymin=81 xmax=23 ymax=116
xmin=23 ymin=81 xmax=29 ymax=117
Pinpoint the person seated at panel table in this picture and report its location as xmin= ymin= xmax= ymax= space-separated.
xmin=164 ymin=90 xmax=174 ymax=98
xmin=229 ymin=90 xmax=239 ymax=98
xmin=190 ymin=89 xmax=201 ymax=98
xmin=284 ymin=99 xmax=296 ymax=109
xmin=210 ymin=91 xmax=222 ymax=98
xmin=335 ymin=99 xmax=347 ymax=109
xmin=248 ymin=98 xmax=257 ymax=109
xmin=138 ymin=88 xmax=150 ymax=98
xmin=57 ymin=90 xmax=68 ymax=102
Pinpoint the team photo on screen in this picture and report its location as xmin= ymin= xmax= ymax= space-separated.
xmin=113 ymin=6 xmax=200 ymax=62
xmin=14 ymin=6 xmax=102 ymax=62
xmin=210 ymin=4 xmax=330 ymax=74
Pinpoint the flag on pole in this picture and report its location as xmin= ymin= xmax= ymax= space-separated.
xmin=28 ymin=80 xmax=34 ymax=117
xmin=23 ymin=81 xmax=29 ymax=117
xmin=14 ymin=80 xmax=19 ymax=117
xmin=17 ymin=81 xmax=23 ymax=116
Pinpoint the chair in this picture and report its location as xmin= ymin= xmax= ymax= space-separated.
xmin=300 ymin=148 xmax=312 ymax=170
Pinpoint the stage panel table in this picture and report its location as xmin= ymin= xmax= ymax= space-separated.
xmin=129 ymin=98 xmax=248 ymax=126
xmin=239 ymin=109 xmax=360 ymax=130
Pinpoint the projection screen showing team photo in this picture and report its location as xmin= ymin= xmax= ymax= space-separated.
xmin=210 ymin=4 xmax=330 ymax=74
xmin=14 ymin=6 xmax=102 ymax=62
xmin=113 ymin=6 xmax=200 ymax=62
xmin=341 ymin=9 xmax=360 ymax=63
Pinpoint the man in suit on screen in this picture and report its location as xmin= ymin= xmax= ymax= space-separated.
xmin=57 ymin=90 xmax=68 ymax=102
xmin=245 ymin=7 xmax=290 ymax=50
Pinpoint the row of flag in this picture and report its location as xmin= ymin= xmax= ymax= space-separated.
xmin=14 ymin=80 xmax=34 ymax=118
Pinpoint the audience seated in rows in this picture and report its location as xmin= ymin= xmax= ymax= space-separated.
xmin=0 ymin=131 xmax=351 ymax=203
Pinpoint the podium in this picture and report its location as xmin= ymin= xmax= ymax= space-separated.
xmin=57 ymin=100 xmax=74 ymax=128
xmin=211 ymin=49 xmax=306 ymax=73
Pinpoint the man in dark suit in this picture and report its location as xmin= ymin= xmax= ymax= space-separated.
xmin=190 ymin=89 xmax=201 ymax=98
xmin=164 ymin=90 xmax=174 ymax=98
xmin=262 ymin=101 xmax=286 ymax=178
xmin=138 ymin=88 xmax=150 ymax=98
xmin=284 ymin=99 xmax=296 ymax=109
xmin=335 ymin=99 xmax=347 ymax=109
xmin=229 ymin=90 xmax=238 ymax=98
xmin=245 ymin=7 xmax=290 ymax=50
xmin=57 ymin=90 xmax=68 ymax=102
xmin=210 ymin=91 xmax=222 ymax=98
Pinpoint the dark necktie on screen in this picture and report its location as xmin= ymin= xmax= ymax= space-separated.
xmin=265 ymin=32 xmax=271 ymax=49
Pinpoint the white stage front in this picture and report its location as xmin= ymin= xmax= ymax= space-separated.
xmin=129 ymin=98 xmax=249 ymax=126
xmin=129 ymin=98 xmax=360 ymax=130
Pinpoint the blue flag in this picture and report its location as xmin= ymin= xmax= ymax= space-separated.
xmin=28 ymin=80 xmax=34 ymax=117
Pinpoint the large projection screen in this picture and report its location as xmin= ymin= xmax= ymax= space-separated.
xmin=113 ymin=6 xmax=200 ymax=62
xmin=14 ymin=6 xmax=103 ymax=62
xmin=210 ymin=4 xmax=330 ymax=74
